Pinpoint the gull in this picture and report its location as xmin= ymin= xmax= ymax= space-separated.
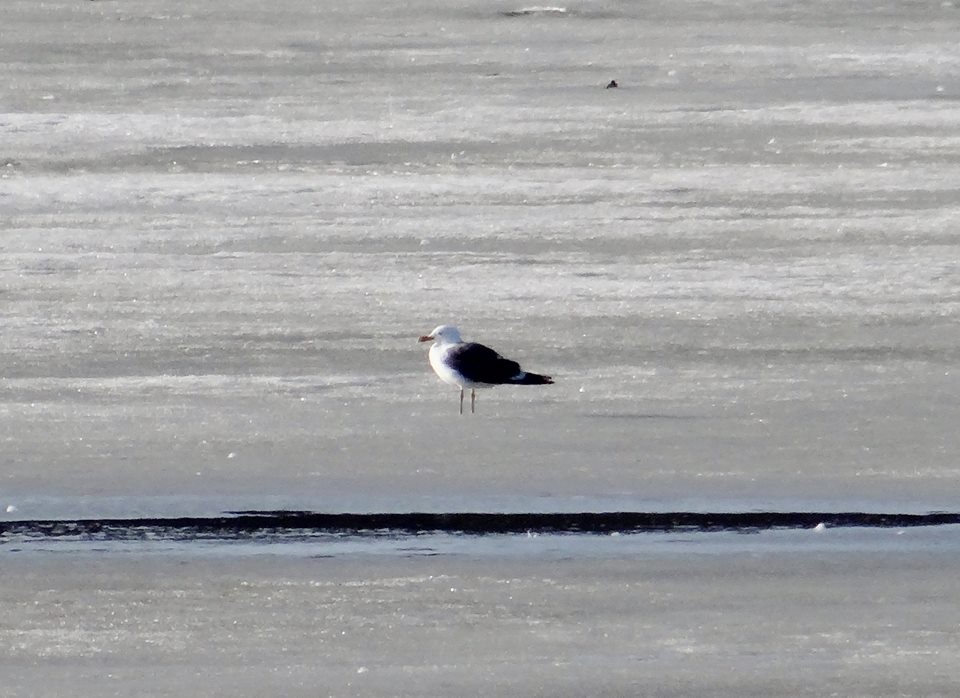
xmin=418 ymin=324 xmax=554 ymax=414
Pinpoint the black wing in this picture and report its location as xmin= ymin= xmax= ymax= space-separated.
xmin=447 ymin=342 xmax=521 ymax=384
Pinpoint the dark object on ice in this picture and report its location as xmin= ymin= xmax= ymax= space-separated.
xmin=606 ymin=80 xmax=619 ymax=89
xmin=3 ymin=510 xmax=960 ymax=541
xmin=500 ymin=7 xmax=569 ymax=17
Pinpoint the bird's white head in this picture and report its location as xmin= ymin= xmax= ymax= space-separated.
xmin=418 ymin=324 xmax=463 ymax=345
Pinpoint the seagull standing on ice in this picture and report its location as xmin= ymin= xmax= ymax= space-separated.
xmin=418 ymin=325 xmax=554 ymax=414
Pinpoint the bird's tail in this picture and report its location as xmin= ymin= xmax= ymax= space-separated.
xmin=512 ymin=372 xmax=554 ymax=385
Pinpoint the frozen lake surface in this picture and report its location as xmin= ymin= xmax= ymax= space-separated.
xmin=3 ymin=527 xmax=960 ymax=697
xmin=3 ymin=1 xmax=960 ymax=694
xmin=3 ymin=0 xmax=960 ymax=516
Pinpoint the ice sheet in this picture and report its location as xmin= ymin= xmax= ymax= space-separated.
xmin=2 ymin=0 xmax=960 ymax=514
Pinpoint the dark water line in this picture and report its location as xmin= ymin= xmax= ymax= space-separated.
xmin=1 ymin=511 xmax=959 ymax=541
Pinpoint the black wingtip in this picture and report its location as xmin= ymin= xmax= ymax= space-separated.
xmin=517 ymin=372 xmax=553 ymax=385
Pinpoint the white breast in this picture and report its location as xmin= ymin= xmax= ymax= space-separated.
xmin=429 ymin=343 xmax=469 ymax=387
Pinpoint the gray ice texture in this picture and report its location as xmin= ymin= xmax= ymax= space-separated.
xmin=4 ymin=0 xmax=960 ymax=516
xmin=2 ymin=0 xmax=960 ymax=695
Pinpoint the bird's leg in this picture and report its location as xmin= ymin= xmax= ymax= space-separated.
xmin=471 ymin=389 xmax=476 ymax=414
xmin=459 ymin=388 xmax=464 ymax=415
